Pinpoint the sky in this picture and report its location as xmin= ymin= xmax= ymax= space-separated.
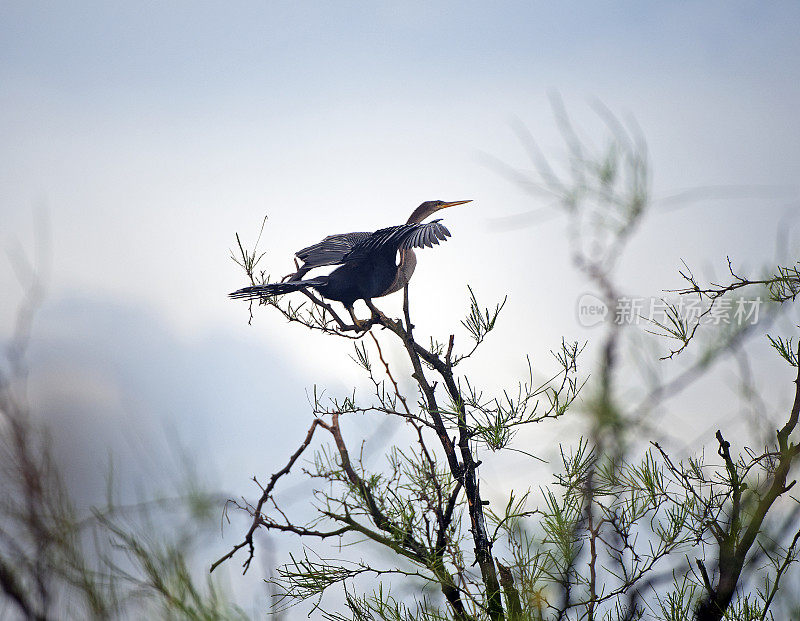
xmin=2 ymin=0 xmax=800 ymax=612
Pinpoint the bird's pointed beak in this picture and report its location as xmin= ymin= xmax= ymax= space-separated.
xmin=441 ymin=200 xmax=472 ymax=208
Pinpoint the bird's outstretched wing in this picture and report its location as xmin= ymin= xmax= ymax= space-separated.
xmin=294 ymin=231 xmax=372 ymax=270
xmin=342 ymin=220 xmax=451 ymax=263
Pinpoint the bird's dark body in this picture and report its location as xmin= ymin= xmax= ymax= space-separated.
xmin=317 ymin=249 xmax=397 ymax=306
xmin=229 ymin=200 xmax=471 ymax=317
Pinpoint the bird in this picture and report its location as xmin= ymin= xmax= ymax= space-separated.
xmin=229 ymin=200 xmax=471 ymax=326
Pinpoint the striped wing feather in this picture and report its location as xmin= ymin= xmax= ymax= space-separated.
xmin=343 ymin=220 xmax=451 ymax=262
xmin=295 ymin=231 xmax=372 ymax=269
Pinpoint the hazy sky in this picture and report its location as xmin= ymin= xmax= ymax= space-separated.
xmin=2 ymin=2 xmax=800 ymax=608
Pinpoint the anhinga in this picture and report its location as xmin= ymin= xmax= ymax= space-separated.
xmin=230 ymin=200 xmax=471 ymax=325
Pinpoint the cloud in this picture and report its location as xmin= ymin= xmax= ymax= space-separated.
xmin=24 ymin=293 xmax=312 ymax=506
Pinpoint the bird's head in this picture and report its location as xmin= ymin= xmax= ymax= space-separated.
xmin=407 ymin=199 xmax=472 ymax=224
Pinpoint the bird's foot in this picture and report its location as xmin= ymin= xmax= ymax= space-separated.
xmin=370 ymin=309 xmax=402 ymax=331
xmin=346 ymin=308 xmax=371 ymax=332
xmin=281 ymin=270 xmax=303 ymax=282
xmin=352 ymin=317 xmax=370 ymax=331
xmin=364 ymin=300 xmax=397 ymax=328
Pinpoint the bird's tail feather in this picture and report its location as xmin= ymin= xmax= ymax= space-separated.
xmin=229 ymin=278 xmax=326 ymax=300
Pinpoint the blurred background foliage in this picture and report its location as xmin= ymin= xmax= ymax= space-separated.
xmin=2 ymin=3 xmax=799 ymax=620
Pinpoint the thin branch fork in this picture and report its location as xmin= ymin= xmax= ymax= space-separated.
xmin=671 ymin=257 xmax=800 ymax=303
xmin=326 ymin=413 xmax=429 ymax=561
xmin=222 ymin=399 xmax=471 ymax=617
xmin=695 ymin=358 xmax=800 ymax=621
xmin=324 ymin=412 xmax=470 ymax=619
xmin=211 ymin=417 xmax=329 ymax=574
xmin=367 ymin=331 xmax=461 ymax=558
xmin=226 ymin=274 xmax=507 ymax=619
xmin=368 ymin=310 xmax=505 ymax=620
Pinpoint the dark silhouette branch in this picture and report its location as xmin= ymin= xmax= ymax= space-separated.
xmin=211 ymin=417 xmax=328 ymax=574
xmin=694 ymin=355 xmax=800 ymax=621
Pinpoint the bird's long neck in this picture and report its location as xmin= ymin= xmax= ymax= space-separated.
xmin=407 ymin=206 xmax=432 ymax=224
xmin=399 ymin=248 xmax=417 ymax=276
xmin=381 ymin=248 xmax=417 ymax=296
xmin=398 ymin=248 xmax=417 ymax=286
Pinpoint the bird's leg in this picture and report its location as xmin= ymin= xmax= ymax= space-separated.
xmin=281 ymin=258 xmax=303 ymax=282
xmin=346 ymin=305 xmax=368 ymax=331
xmin=403 ymin=284 xmax=414 ymax=332
xmin=365 ymin=299 xmax=398 ymax=328
xmin=364 ymin=299 xmax=385 ymax=321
